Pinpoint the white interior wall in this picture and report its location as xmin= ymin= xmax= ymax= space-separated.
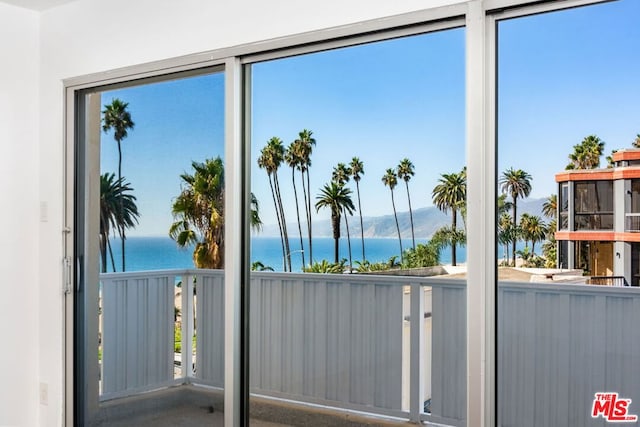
xmin=34 ymin=0 xmax=466 ymax=425
xmin=0 ymin=4 xmax=40 ymax=427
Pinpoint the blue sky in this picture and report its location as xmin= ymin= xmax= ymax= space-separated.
xmin=101 ymin=0 xmax=640 ymax=236
xmin=101 ymin=74 xmax=225 ymax=236
xmin=498 ymin=0 xmax=640 ymax=199
xmin=250 ymin=29 xmax=466 ymax=227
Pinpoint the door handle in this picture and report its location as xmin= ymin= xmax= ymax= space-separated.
xmin=76 ymin=255 xmax=83 ymax=293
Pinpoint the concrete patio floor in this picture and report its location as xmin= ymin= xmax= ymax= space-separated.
xmin=94 ymin=385 xmax=417 ymax=427
xmin=102 ymin=405 xmax=288 ymax=427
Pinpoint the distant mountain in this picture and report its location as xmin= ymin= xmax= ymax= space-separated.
xmin=256 ymin=197 xmax=547 ymax=239
xmin=517 ymin=197 xmax=546 ymax=218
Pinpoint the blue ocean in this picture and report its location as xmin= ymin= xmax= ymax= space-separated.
xmin=106 ymin=236 xmax=472 ymax=272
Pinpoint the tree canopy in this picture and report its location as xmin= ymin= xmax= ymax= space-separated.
xmin=566 ymin=135 xmax=605 ymax=170
xmin=315 ymin=182 xmax=355 ymax=263
xmin=170 ymin=157 xmax=261 ymax=269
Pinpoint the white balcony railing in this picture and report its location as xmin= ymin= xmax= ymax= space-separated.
xmin=100 ymin=270 xmax=640 ymax=427
xmin=625 ymin=212 xmax=640 ymax=231
xmin=100 ymin=270 xmax=466 ymax=426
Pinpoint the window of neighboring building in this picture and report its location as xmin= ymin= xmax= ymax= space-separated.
xmin=559 ymin=182 xmax=569 ymax=230
xmin=575 ymin=241 xmax=614 ymax=276
xmin=632 ymin=243 xmax=640 ymax=286
xmin=574 ymin=181 xmax=613 ymax=230
xmin=575 ymin=241 xmax=591 ymax=274
xmin=627 ymin=180 xmax=640 ymax=231
xmin=630 ymin=180 xmax=640 ymax=212
xmin=558 ymin=240 xmax=569 ymax=270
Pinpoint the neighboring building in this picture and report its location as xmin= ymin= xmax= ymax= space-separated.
xmin=555 ymin=149 xmax=640 ymax=286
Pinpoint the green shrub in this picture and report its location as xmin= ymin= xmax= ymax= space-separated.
xmin=304 ymin=259 xmax=346 ymax=273
xmin=402 ymin=242 xmax=441 ymax=269
xmin=174 ymin=324 xmax=196 ymax=353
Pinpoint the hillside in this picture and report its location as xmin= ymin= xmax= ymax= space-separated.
xmin=257 ymin=197 xmax=547 ymax=238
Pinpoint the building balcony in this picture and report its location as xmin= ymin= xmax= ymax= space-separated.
xmin=626 ymin=213 xmax=640 ymax=232
xmin=96 ymin=269 xmax=640 ymax=426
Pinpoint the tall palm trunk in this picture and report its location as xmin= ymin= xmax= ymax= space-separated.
xmin=268 ymin=175 xmax=287 ymax=271
xmin=344 ymin=210 xmax=352 ymax=271
xmin=355 ymin=180 xmax=365 ymax=262
xmin=107 ymin=237 xmax=116 ymax=272
xmin=452 ymin=209 xmax=457 ymax=266
xmin=331 ymin=211 xmax=340 ymax=263
xmin=405 ymin=181 xmax=415 ymax=250
xmin=306 ymin=170 xmax=313 ymax=264
xmin=117 ymin=140 xmax=126 ymax=272
xmin=300 ymin=170 xmax=312 ymax=265
xmin=512 ymin=197 xmax=518 ymax=267
xmin=100 ymin=231 xmax=107 ymax=273
xmin=99 ymin=228 xmax=116 ymax=273
xmin=291 ymin=167 xmax=306 ymax=268
xmin=390 ymin=189 xmax=403 ymax=263
xmin=274 ymin=173 xmax=291 ymax=271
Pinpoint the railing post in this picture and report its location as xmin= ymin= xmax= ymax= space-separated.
xmin=409 ymin=282 xmax=424 ymax=423
xmin=181 ymin=272 xmax=195 ymax=379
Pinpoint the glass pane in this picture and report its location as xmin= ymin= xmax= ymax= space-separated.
xmin=77 ymin=70 xmax=227 ymax=425
xmin=498 ymin=0 xmax=640 ymax=425
xmin=574 ymin=181 xmax=613 ymax=231
xmin=249 ymin=28 xmax=465 ymax=425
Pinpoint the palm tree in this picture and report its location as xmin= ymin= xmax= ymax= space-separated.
xmin=350 ymin=157 xmax=366 ymax=262
xmin=296 ymin=129 xmax=316 ymax=264
xmin=170 ymin=158 xmax=225 ymax=269
xmin=100 ymin=173 xmax=139 ymax=273
xmin=499 ymin=168 xmax=532 ymax=266
xmin=430 ymin=225 xmax=466 ymax=264
xmin=633 ymin=134 xmax=640 ymax=148
xmin=520 ymin=214 xmax=546 ymax=254
xmin=566 ymin=135 xmax=605 ymax=170
xmin=332 ymin=163 xmax=354 ymax=270
xmin=497 ymin=193 xmax=513 ymax=217
xmin=382 ymin=168 xmax=403 ymax=263
xmin=315 ymin=182 xmax=355 ymax=263
xmin=332 ymin=163 xmax=350 ymax=186
xmin=170 ymin=157 xmax=261 ymax=269
xmin=100 ymin=174 xmax=119 ymax=273
xmin=250 ymin=193 xmax=263 ymax=232
xmin=397 ymin=158 xmax=416 ymax=250
xmin=606 ymin=150 xmax=618 ymax=168
xmin=285 ymin=141 xmax=305 ymax=268
xmin=542 ymin=194 xmax=558 ymax=267
xmin=258 ymin=141 xmax=285 ymax=271
xmin=459 ymin=166 xmax=468 ymax=229
xmin=542 ymin=194 xmax=557 ymax=219
xmin=432 ymin=170 xmax=466 ymax=266
xmin=519 ymin=213 xmax=532 ymax=249
xmin=498 ymin=213 xmax=514 ymax=263
xmin=258 ymin=137 xmax=291 ymax=271
xmin=251 ymin=261 xmax=274 ymax=272
xmin=102 ymin=98 xmax=135 ymax=271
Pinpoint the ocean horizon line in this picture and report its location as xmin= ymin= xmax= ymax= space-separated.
xmin=123 ymin=234 xmax=433 ymax=240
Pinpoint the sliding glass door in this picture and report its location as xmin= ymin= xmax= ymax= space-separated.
xmin=247 ymin=25 xmax=467 ymax=425
xmin=74 ymin=68 xmax=228 ymax=425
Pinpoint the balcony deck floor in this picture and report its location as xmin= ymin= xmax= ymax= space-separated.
xmin=96 ymin=387 xmax=413 ymax=427
xmin=102 ymin=405 xmax=289 ymax=427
